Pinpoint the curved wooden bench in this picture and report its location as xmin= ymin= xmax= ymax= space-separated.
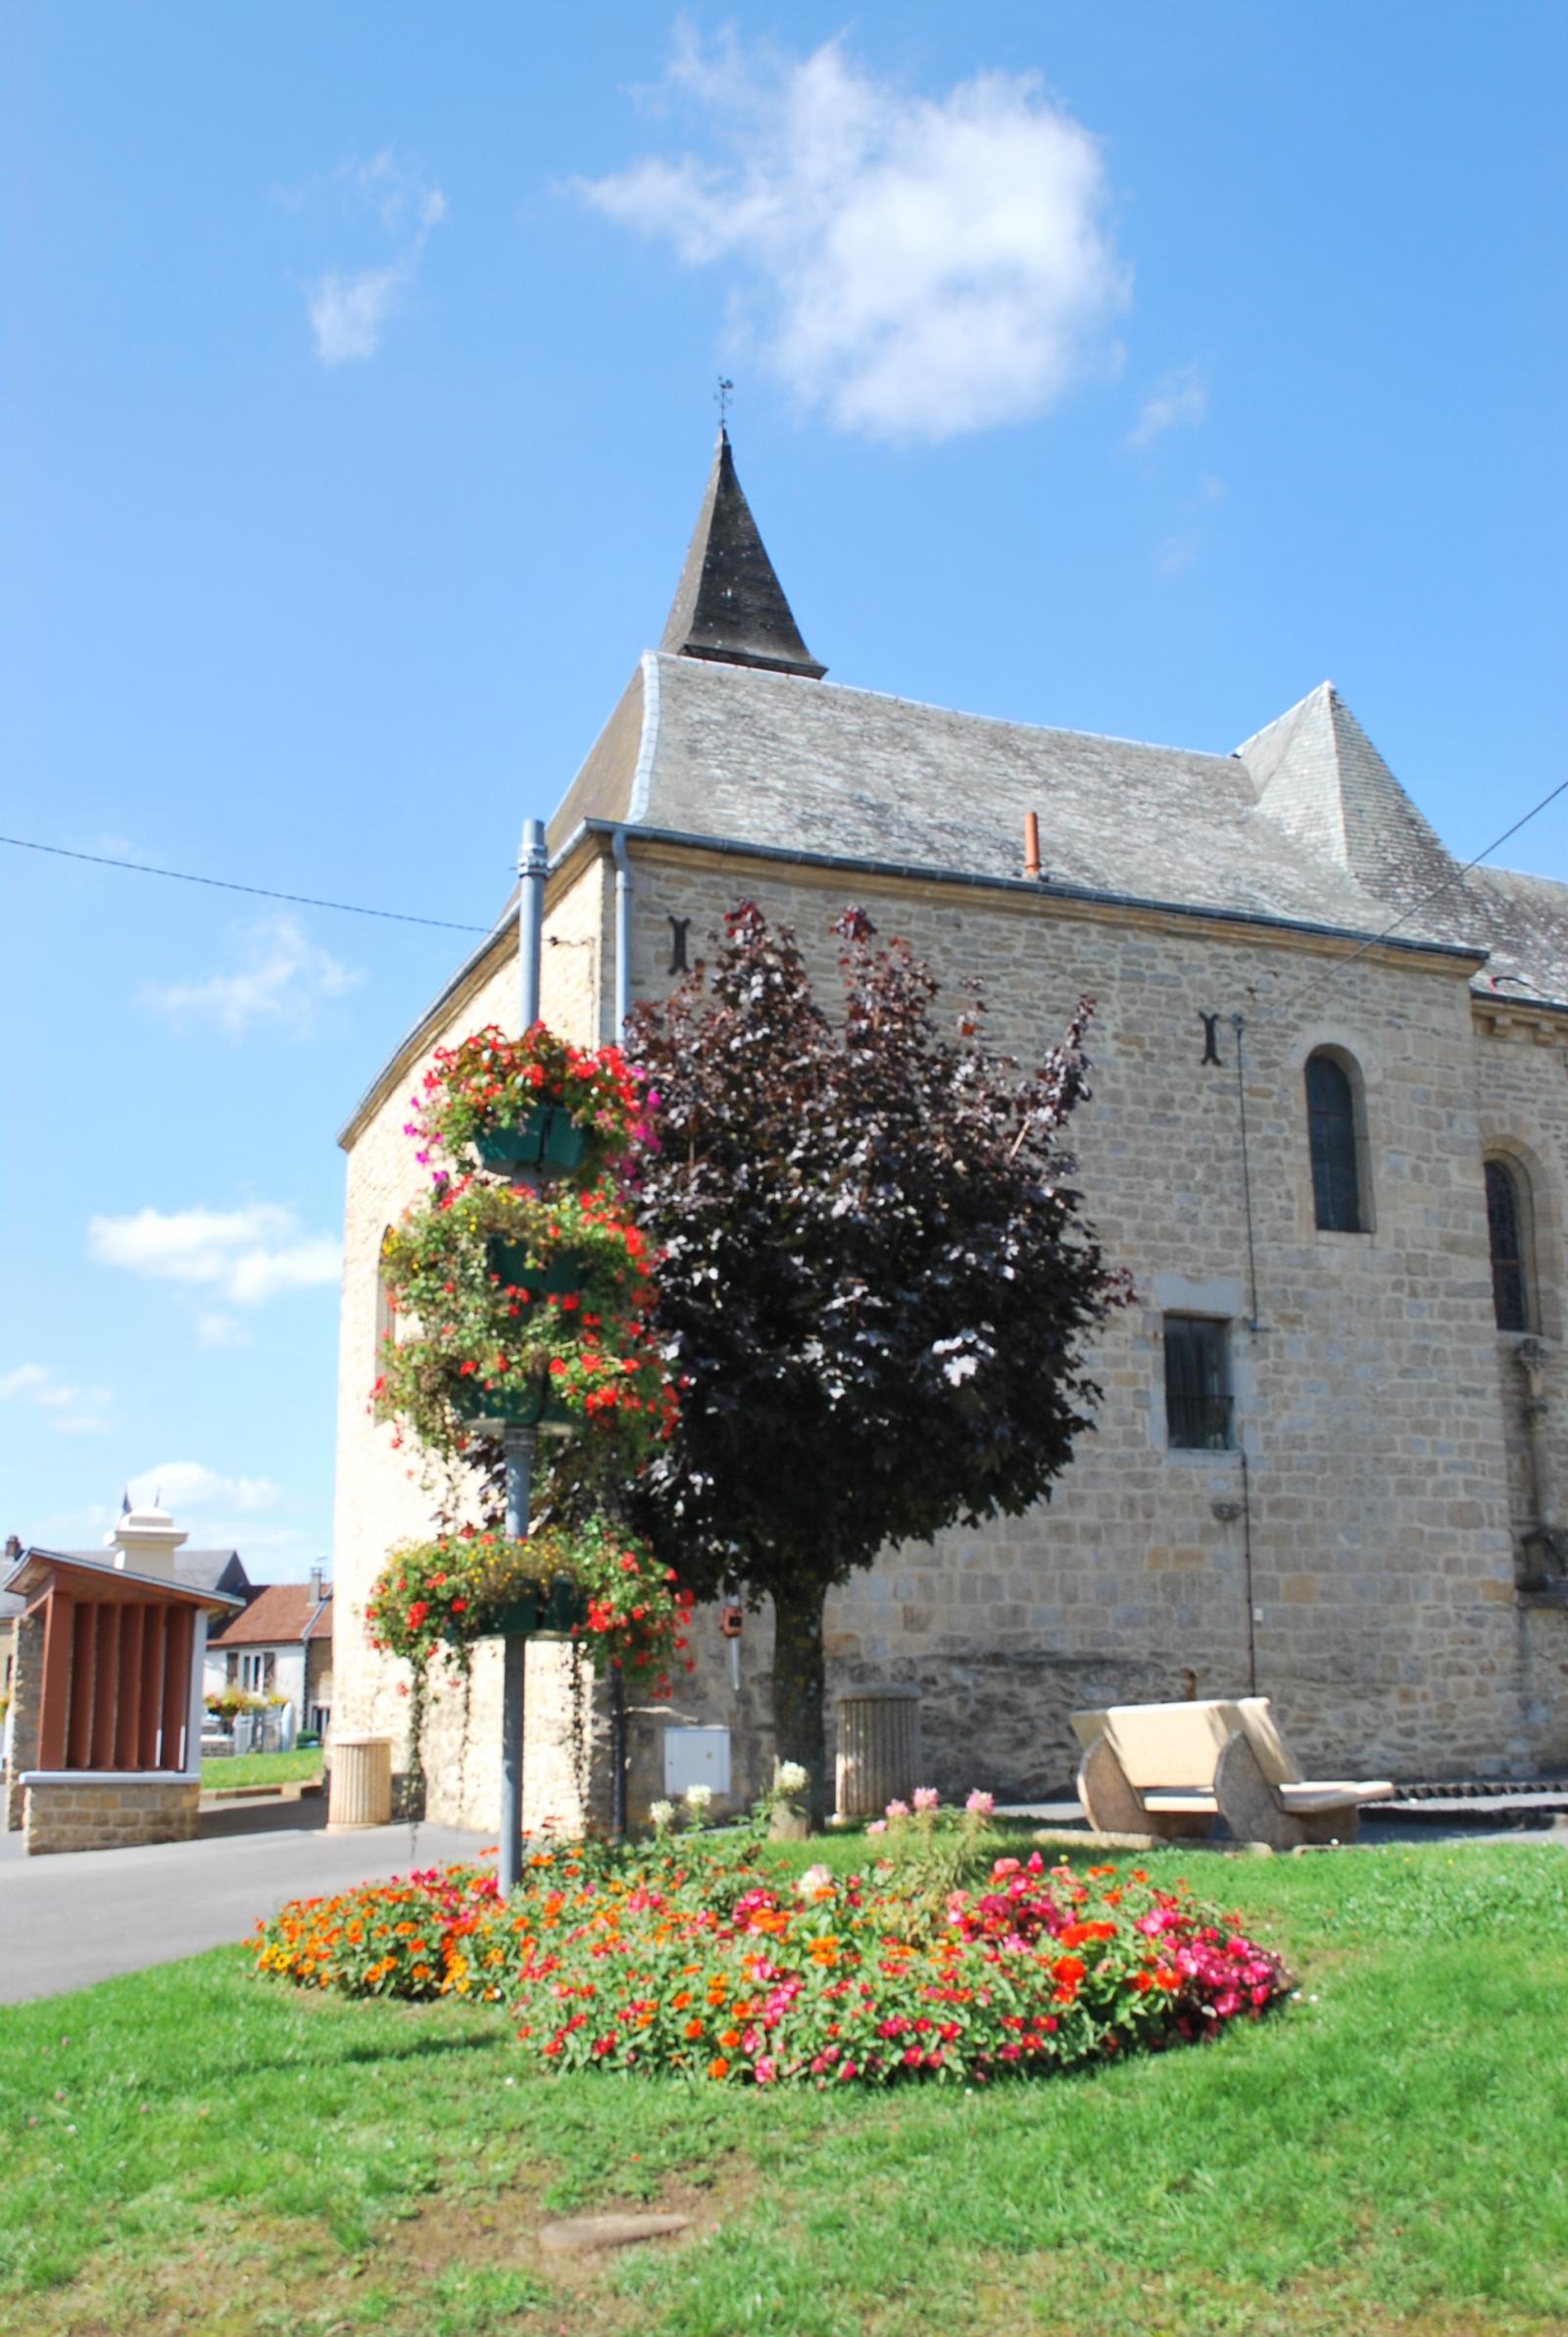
xmin=1072 ymin=1697 xmax=1395 ymax=1849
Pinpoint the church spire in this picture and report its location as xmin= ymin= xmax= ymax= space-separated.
xmin=660 ymin=427 xmax=826 ymax=680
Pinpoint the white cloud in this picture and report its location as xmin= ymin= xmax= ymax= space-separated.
xmin=577 ymin=29 xmax=1127 ymax=443
xmin=142 ymin=913 xmax=361 ymax=1038
xmin=0 ymin=1361 xmax=114 ymax=1436
xmin=303 ymin=150 xmax=448 ymax=366
xmin=87 ymin=1204 xmax=342 ymax=1307
xmin=127 ymin=1462 xmax=282 ymax=1517
xmin=1128 ymin=365 xmax=1206 ymax=448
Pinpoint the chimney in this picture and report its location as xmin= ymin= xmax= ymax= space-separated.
xmin=309 ymin=1565 xmax=325 ymax=1608
xmin=3 ymin=1533 xmax=21 ymax=1566
xmin=110 ymin=1500 xmax=188 ymax=1580
xmin=1022 ymin=812 xmax=1042 ymax=881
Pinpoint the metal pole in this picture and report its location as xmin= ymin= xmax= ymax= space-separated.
xmin=610 ymin=1665 xmax=628 ymax=1840
xmin=500 ymin=822 xmax=549 ymax=1894
xmin=498 ymin=1422 xmax=535 ymax=1894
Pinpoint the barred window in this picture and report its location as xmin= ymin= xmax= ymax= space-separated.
xmin=1305 ymin=1051 xmax=1363 ymax=1231
xmin=1163 ymin=1316 xmax=1233 ymax=1451
xmin=1485 ymin=1159 xmax=1530 ymax=1331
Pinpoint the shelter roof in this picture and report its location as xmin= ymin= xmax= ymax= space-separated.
xmin=5 ymin=1548 xmax=243 ymax=1612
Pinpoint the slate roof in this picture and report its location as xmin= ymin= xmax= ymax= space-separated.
xmin=209 ymin=1582 xmax=333 ymax=1648
xmin=552 ymin=652 xmax=1537 ymax=965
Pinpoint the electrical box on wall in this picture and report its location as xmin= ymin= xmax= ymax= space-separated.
xmin=662 ymin=1724 xmax=731 ymax=1797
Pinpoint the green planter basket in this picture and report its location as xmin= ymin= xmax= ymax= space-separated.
xmin=451 ymin=1376 xmax=574 ymax=1429
xmin=474 ymin=1105 xmax=590 ymax=1173
xmin=485 ymin=1243 xmax=586 ymax=1306
xmin=489 ymin=1575 xmax=588 ymax=1637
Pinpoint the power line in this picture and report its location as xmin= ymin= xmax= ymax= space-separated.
xmin=0 ymin=832 xmax=494 ymax=935
xmin=1269 ymin=771 xmax=1568 ymax=1020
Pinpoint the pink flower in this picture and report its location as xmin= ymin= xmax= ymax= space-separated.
xmin=884 ymin=1800 xmax=909 ymax=1821
xmin=912 ymin=1787 xmax=940 ymax=1814
xmin=964 ymin=1789 xmax=996 ymax=1817
xmin=865 ymin=1819 xmax=887 ymax=1836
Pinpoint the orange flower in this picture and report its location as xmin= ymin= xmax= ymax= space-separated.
xmin=684 ymin=2017 xmax=704 ymax=2040
xmin=718 ymin=2027 xmax=741 ymax=2051
xmin=707 ymin=2057 xmax=730 ymax=2081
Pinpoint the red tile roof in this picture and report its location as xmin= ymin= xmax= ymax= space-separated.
xmin=209 ymin=1582 xmax=332 ymax=1648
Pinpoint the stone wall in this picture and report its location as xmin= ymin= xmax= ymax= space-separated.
xmin=331 ymin=830 xmax=1568 ymax=1816
xmin=24 ymin=1777 xmax=200 ymax=1855
xmin=4 ymin=1612 xmax=41 ymax=1831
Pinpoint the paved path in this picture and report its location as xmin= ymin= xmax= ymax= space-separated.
xmin=0 ymin=1803 xmax=492 ymax=2005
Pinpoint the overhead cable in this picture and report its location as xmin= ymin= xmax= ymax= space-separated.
xmin=0 ymin=832 xmax=494 ymax=935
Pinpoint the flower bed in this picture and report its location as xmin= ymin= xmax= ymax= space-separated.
xmin=256 ymin=1832 xmax=1291 ymax=2086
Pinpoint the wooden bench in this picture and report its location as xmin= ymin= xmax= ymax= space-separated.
xmin=1071 ymin=1697 xmax=1396 ymax=1850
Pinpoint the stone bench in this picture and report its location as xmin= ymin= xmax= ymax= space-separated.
xmin=1071 ymin=1697 xmax=1396 ymax=1851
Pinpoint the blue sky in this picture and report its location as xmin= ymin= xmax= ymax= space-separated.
xmin=4 ymin=4 xmax=1564 ymax=1576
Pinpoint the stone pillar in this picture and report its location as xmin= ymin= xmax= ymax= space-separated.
xmin=4 ymin=1612 xmax=41 ymax=1831
xmin=834 ymin=1685 xmax=922 ymax=1820
xmin=327 ymin=1733 xmax=393 ymax=1829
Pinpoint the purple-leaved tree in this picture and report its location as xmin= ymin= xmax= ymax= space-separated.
xmin=626 ymin=903 xmax=1132 ymax=1823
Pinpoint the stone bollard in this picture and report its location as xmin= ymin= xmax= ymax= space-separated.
xmin=834 ymin=1686 xmax=922 ymax=1821
xmin=327 ymin=1733 xmax=392 ymax=1830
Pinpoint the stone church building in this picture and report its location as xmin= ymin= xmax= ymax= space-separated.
xmin=331 ymin=430 xmax=1568 ymax=1825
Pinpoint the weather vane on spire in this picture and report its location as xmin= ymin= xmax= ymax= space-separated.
xmin=715 ymin=374 xmax=734 ymax=430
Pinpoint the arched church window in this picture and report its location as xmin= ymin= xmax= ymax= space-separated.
xmin=1485 ymin=1158 xmax=1530 ymax=1331
xmin=1305 ymin=1051 xmax=1364 ymax=1232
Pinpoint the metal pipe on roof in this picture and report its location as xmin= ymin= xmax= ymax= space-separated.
xmin=1023 ymin=811 xmax=1042 ymax=880
xmin=518 ymin=819 xmax=548 ymax=1030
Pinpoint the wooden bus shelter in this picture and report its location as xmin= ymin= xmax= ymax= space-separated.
xmin=2 ymin=1547 xmax=240 ymax=1855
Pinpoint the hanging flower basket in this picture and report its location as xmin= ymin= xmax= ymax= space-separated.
xmin=369 ymin=1525 xmax=693 ymax=1684
xmin=409 ymin=1026 xmax=646 ymax=1177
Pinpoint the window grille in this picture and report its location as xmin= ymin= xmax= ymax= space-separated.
xmin=1306 ymin=1053 xmax=1362 ymax=1231
xmin=1163 ymin=1316 xmax=1233 ymax=1450
xmin=1485 ymin=1159 xmax=1529 ymax=1331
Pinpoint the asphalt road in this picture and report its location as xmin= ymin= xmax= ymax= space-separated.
xmin=0 ymin=1802 xmax=493 ymax=2004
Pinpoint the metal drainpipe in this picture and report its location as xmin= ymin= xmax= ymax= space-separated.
xmin=611 ymin=827 xmax=632 ymax=1041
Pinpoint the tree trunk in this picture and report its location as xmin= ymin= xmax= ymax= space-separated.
xmin=770 ymin=1577 xmax=830 ymax=1829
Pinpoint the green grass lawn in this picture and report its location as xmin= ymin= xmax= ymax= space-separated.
xmin=2 ymin=1839 xmax=1565 ymax=2337
xmin=199 ymin=1748 xmax=324 ymax=1791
